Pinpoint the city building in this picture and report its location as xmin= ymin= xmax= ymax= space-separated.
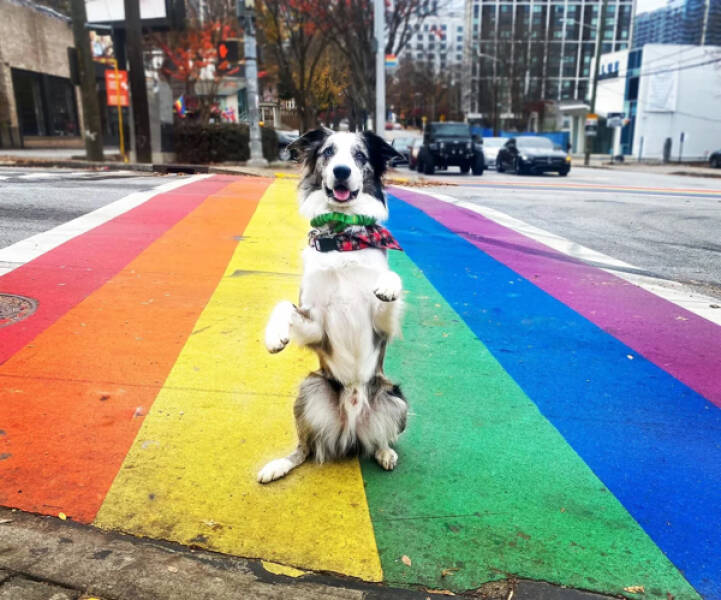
xmin=633 ymin=0 xmax=721 ymax=48
xmin=593 ymin=44 xmax=721 ymax=160
xmin=462 ymin=0 xmax=634 ymax=130
xmin=400 ymin=1 xmax=467 ymax=74
xmin=0 ymin=0 xmax=82 ymax=149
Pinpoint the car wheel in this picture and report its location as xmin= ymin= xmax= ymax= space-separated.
xmin=409 ymin=161 xmax=416 ymax=171
xmin=471 ymin=154 xmax=484 ymax=175
xmin=423 ymin=155 xmax=435 ymax=175
xmin=712 ymin=156 xmax=721 ymax=168
xmin=497 ymin=157 xmax=506 ymax=173
xmin=559 ymin=167 xmax=569 ymax=177
xmin=459 ymin=161 xmax=470 ymax=174
xmin=514 ymin=158 xmax=524 ymax=175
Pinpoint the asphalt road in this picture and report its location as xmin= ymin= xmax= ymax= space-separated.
xmin=392 ymin=164 xmax=721 ymax=300
xmin=2 ymin=164 xmax=720 ymax=300
xmin=0 ymin=168 xmax=172 ymax=249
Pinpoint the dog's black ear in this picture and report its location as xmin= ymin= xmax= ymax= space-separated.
xmin=362 ymin=131 xmax=403 ymax=178
xmin=288 ymin=128 xmax=331 ymax=163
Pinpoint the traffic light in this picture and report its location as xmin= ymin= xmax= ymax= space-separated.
xmin=217 ymin=40 xmax=242 ymax=64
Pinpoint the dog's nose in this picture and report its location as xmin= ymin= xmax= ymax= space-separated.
xmin=333 ymin=165 xmax=351 ymax=181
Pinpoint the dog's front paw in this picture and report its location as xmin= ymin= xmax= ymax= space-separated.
xmin=264 ymin=302 xmax=292 ymax=353
xmin=374 ymin=447 xmax=398 ymax=471
xmin=374 ymin=271 xmax=402 ymax=302
xmin=264 ymin=325 xmax=289 ymax=354
xmin=258 ymin=458 xmax=294 ymax=483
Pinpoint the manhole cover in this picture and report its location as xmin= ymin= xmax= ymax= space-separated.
xmin=0 ymin=294 xmax=37 ymax=328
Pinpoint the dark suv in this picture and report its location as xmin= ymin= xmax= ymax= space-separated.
xmin=417 ymin=122 xmax=484 ymax=175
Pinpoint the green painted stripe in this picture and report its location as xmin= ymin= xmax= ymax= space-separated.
xmin=362 ymin=253 xmax=698 ymax=600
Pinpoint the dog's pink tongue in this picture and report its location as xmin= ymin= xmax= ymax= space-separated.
xmin=334 ymin=187 xmax=351 ymax=201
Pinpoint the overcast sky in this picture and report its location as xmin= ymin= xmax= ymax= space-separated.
xmin=635 ymin=0 xmax=669 ymax=14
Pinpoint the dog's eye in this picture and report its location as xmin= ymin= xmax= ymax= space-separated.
xmin=355 ymin=152 xmax=367 ymax=164
xmin=322 ymin=146 xmax=334 ymax=158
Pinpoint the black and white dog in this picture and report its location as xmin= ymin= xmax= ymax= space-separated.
xmin=258 ymin=129 xmax=408 ymax=483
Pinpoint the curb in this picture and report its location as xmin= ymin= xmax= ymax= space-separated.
xmin=0 ymin=507 xmax=620 ymax=600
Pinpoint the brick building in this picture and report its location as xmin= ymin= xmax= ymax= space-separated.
xmin=0 ymin=0 xmax=82 ymax=149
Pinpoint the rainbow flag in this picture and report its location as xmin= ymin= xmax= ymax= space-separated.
xmin=174 ymin=94 xmax=186 ymax=118
xmin=0 ymin=176 xmax=718 ymax=600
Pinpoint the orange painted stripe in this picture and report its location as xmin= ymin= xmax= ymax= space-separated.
xmin=0 ymin=177 xmax=268 ymax=522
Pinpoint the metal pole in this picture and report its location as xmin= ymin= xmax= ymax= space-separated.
xmin=584 ymin=0 xmax=608 ymax=167
xmin=374 ymin=0 xmax=385 ymax=136
xmin=69 ymin=0 xmax=104 ymax=161
xmin=240 ymin=0 xmax=268 ymax=166
xmin=124 ymin=0 xmax=152 ymax=163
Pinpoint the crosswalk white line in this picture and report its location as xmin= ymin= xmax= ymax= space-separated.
xmin=0 ymin=174 xmax=211 ymax=277
xmin=398 ymin=187 xmax=721 ymax=327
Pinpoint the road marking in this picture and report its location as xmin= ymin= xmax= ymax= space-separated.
xmin=398 ymin=188 xmax=721 ymax=326
xmin=385 ymin=198 xmax=715 ymax=599
xmin=0 ymin=177 xmax=265 ymax=522
xmin=0 ymin=175 xmax=211 ymax=276
xmin=363 ymin=250 xmax=700 ymax=599
xmin=95 ymin=179 xmax=383 ymax=581
xmin=463 ymin=178 xmax=721 ymax=196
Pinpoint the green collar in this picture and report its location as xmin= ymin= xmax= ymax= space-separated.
xmin=310 ymin=212 xmax=377 ymax=233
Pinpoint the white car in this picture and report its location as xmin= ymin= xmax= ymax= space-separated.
xmin=481 ymin=137 xmax=506 ymax=169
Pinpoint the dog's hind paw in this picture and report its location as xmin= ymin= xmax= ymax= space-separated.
xmin=257 ymin=458 xmax=294 ymax=483
xmin=374 ymin=447 xmax=398 ymax=471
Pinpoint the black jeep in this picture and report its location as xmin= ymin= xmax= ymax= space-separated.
xmin=416 ymin=122 xmax=484 ymax=175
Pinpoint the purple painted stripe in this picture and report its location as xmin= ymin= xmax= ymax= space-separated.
xmin=390 ymin=186 xmax=721 ymax=408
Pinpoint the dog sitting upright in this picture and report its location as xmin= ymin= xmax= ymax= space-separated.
xmin=258 ymin=129 xmax=408 ymax=483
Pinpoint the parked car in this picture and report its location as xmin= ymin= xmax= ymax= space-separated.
xmin=496 ymin=136 xmax=571 ymax=176
xmin=710 ymin=150 xmax=721 ymax=168
xmin=481 ymin=136 xmax=506 ymax=169
xmin=408 ymin=138 xmax=424 ymax=170
xmin=390 ymin=136 xmax=418 ymax=166
xmin=277 ymin=130 xmax=299 ymax=161
xmin=416 ymin=122 xmax=484 ymax=175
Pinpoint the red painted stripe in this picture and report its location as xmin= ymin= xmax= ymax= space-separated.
xmin=0 ymin=177 xmax=231 ymax=365
xmin=0 ymin=178 xmax=268 ymax=521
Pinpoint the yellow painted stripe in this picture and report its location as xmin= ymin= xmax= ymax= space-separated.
xmin=95 ymin=179 xmax=382 ymax=581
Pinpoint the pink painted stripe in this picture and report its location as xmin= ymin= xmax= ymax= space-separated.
xmin=391 ymin=187 xmax=721 ymax=408
xmin=0 ymin=176 xmax=233 ymax=365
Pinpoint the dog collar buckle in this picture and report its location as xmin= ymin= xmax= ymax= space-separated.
xmin=313 ymin=236 xmax=339 ymax=252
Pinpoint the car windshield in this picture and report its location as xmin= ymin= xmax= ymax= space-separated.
xmin=516 ymin=137 xmax=554 ymax=150
xmin=431 ymin=123 xmax=470 ymax=137
xmin=484 ymin=137 xmax=506 ymax=147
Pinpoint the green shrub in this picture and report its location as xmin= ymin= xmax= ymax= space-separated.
xmin=174 ymin=122 xmax=278 ymax=163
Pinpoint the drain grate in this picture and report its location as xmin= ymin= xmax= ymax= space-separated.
xmin=0 ymin=294 xmax=37 ymax=328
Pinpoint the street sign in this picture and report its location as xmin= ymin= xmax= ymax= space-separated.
xmin=105 ymin=69 xmax=129 ymax=107
xmin=585 ymin=113 xmax=598 ymax=137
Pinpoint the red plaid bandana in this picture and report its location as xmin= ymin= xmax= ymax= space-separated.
xmin=309 ymin=225 xmax=403 ymax=253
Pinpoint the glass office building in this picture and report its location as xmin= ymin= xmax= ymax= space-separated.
xmin=633 ymin=0 xmax=721 ymax=47
xmin=462 ymin=0 xmax=634 ymax=120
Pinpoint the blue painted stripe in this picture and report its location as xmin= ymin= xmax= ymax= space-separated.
xmin=387 ymin=194 xmax=721 ymax=599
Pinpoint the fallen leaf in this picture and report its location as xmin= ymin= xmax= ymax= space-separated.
xmin=425 ymin=589 xmax=454 ymax=596
xmin=441 ymin=567 xmax=459 ymax=577
xmin=0 ymin=519 xmax=12 ymax=524
xmin=624 ymin=585 xmax=645 ymax=594
xmin=58 ymin=512 xmax=67 ymax=521
xmin=167 ymin=565 xmax=178 ymax=573
xmin=401 ymin=555 xmax=412 ymax=566
xmin=560 ymin=507 xmax=567 ymax=513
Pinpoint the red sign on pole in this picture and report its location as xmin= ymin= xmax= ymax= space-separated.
xmin=105 ymin=70 xmax=129 ymax=107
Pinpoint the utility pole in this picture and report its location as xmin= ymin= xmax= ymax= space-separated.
xmin=124 ymin=0 xmax=152 ymax=163
xmin=585 ymin=0 xmax=608 ymax=166
xmin=239 ymin=0 xmax=268 ymax=166
xmin=70 ymin=0 xmax=104 ymax=161
xmin=374 ymin=0 xmax=385 ymax=136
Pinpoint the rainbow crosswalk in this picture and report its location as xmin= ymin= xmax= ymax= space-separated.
xmin=1 ymin=176 xmax=719 ymax=599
